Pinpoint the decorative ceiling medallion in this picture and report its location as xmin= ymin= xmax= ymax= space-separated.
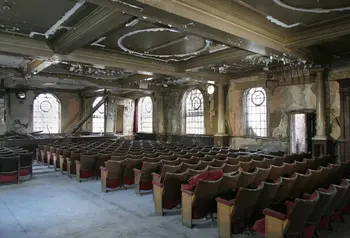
xmin=273 ymin=0 xmax=350 ymax=13
xmin=251 ymin=90 xmax=265 ymax=106
xmin=117 ymin=28 xmax=211 ymax=58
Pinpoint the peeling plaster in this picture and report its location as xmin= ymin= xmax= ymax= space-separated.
xmin=273 ymin=0 xmax=350 ymax=13
xmin=266 ymin=16 xmax=303 ymax=28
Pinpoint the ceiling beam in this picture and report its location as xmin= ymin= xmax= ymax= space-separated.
xmin=23 ymin=58 xmax=58 ymax=78
xmin=286 ymin=20 xmax=350 ymax=48
xmin=85 ymin=0 xmax=287 ymax=58
xmin=0 ymin=33 xmax=230 ymax=83
xmin=117 ymin=74 xmax=152 ymax=85
xmin=180 ymin=48 xmax=254 ymax=70
xmin=51 ymin=6 xmax=134 ymax=54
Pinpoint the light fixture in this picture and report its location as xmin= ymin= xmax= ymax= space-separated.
xmin=207 ymin=85 xmax=215 ymax=95
xmin=17 ymin=92 xmax=26 ymax=99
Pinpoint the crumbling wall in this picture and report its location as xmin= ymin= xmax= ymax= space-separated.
xmin=162 ymin=85 xmax=217 ymax=135
xmin=4 ymin=90 xmax=81 ymax=134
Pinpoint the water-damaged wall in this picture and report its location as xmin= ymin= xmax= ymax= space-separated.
xmin=4 ymin=90 xmax=81 ymax=134
xmin=226 ymin=77 xmax=340 ymax=152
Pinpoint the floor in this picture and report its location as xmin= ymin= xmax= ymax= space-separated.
xmin=0 ymin=165 xmax=349 ymax=238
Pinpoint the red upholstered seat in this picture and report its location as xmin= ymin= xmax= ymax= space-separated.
xmin=253 ymin=218 xmax=265 ymax=234
xmin=183 ymin=170 xmax=224 ymax=191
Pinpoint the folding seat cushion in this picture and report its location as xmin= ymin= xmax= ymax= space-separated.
xmin=282 ymin=161 xmax=297 ymax=177
xmin=295 ymin=159 xmax=308 ymax=174
xmin=76 ymin=154 xmax=97 ymax=181
xmin=251 ymin=166 xmax=271 ymax=187
xmin=101 ymin=160 xmax=125 ymax=192
xmin=180 ymin=162 xmax=200 ymax=173
xmin=273 ymin=173 xmax=297 ymax=204
xmin=304 ymin=168 xmax=323 ymax=194
xmin=182 ymin=177 xmax=223 ymax=228
xmin=289 ymin=170 xmax=311 ymax=199
xmin=251 ymin=158 xmax=269 ymax=169
xmin=123 ymin=158 xmax=143 ymax=185
xmin=236 ymin=168 xmax=258 ymax=188
xmin=223 ymin=163 xmax=240 ymax=173
xmin=66 ymin=150 xmax=81 ymax=176
xmin=181 ymin=169 xmax=224 ymax=191
xmin=18 ymin=152 xmax=33 ymax=177
xmin=267 ymin=164 xmax=285 ymax=181
xmin=226 ymin=157 xmax=240 ymax=165
xmin=153 ymin=163 xmax=182 ymax=184
xmin=217 ymin=183 xmax=264 ymax=236
xmin=143 ymin=157 xmax=161 ymax=163
xmin=319 ymin=183 xmax=347 ymax=230
xmin=94 ymin=153 xmax=112 ymax=177
xmin=240 ymin=160 xmax=253 ymax=172
xmin=153 ymin=171 xmax=188 ymax=215
xmin=330 ymin=179 xmax=350 ymax=223
xmin=0 ymin=155 xmax=20 ymax=183
xmin=255 ymin=179 xmax=282 ymax=212
xmin=111 ymin=155 xmax=127 ymax=161
xmin=185 ymin=168 xmax=208 ymax=181
xmin=217 ymin=171 xmax=241 ymax=199
xmin=207 ymin=164 xmax=225 ymax=171
xmin=304 ymin=189 xmax=336 ymax=238
xmin=161 ymin=158 xmax=181 ymax=166
xmin=212 ymin=159 xmax=226 ymax=167
xmin=253 ymin=192 xmax=319 ymax=237
xmin=134 ymin=161 xmax=161 ymax=193
xmin=304 ymin=158 xmax=316 ymax=170
xmin=236 ymin=155 xmax=251 ymax=163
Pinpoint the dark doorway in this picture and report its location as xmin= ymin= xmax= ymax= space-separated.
xmin=290 ymin=112 xmax=316 ymax=153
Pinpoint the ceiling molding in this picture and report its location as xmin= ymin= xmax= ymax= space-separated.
xmin=0 ymin=33 xmax=230 ymax=83
xmin=51 ymin=6 xmax=134 ymax=54
xmin=179 ymin=48 xmax=254 ymax=70
xmin=133 ymin=0 xmax=306 ymax=58
xmin=286 ymin=20 xmax=350 ymax=48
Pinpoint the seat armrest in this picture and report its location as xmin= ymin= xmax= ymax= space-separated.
xmin=216 ymin=197 xmax=235 ymax=206
xmin=100 ymin=166 xmax=106 ymax=171
xmin=285 ymin=200 xmax=294 ymax=214
xmin=182 ymin=189 xmax=194 ymax=196
xmin=75 ymin=160 xmax=80 ymax=164
xmin=263 ymin=208 xmax=287 ymax=220
xmin=152 ymin=180 xmax=164 ymax=188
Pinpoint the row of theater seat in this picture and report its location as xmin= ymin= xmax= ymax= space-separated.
xmin=0 ymin=147 xmax=33 ymax=184
xmin=150 ymin=152 xmax=348 ymax=238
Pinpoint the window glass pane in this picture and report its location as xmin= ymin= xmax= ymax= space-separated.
xmin=245 ymin=87 xmax=267 ymax=137
xmin=92 ymin=97 xmax=105 ymax=133
xmin=33 ymin=93 xmax=61 ymax=133
xmin=185 ymin=89 xmax=204 ymax=134
xmin=138 ymin=96 xmax=153 ymax=133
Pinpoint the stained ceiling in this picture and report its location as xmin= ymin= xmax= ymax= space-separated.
xmin=0 ymin=0 xmax=350 ymax=97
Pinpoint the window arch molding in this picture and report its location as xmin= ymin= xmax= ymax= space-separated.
xmin=137 ymin=96 xmax=153 ymax=133
xmin=33 ymin=92 xmax=61 ymax=133
xmin=182 ymin=87 xmax=205 ymax=135
xmin=92 ymin=96 xmax=105 ymax=133
xmin=244 ymin=87 xmax=267 ymax=137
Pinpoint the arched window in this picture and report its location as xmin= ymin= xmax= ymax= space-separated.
xmin=92 ymin=97 xmax=105 ymax=133
xmin=185 ymin=88 xmax=204 ymax=134
xmin=33 ymin=93 xmax=61 ymax=133
xmin=245 ymin=87 xmax=267 ymax=137
xmin=137 ymin=96 xmax=153 ymax=133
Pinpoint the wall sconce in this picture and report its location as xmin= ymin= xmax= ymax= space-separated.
xmin=16 ymin=92 xmax=26 ymax=100
xmin=207 ymin=85 xmax=215 ymax=95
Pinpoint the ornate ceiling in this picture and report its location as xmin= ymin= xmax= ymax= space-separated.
xmin=0 ymin=0 xmax=350 ymax=96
